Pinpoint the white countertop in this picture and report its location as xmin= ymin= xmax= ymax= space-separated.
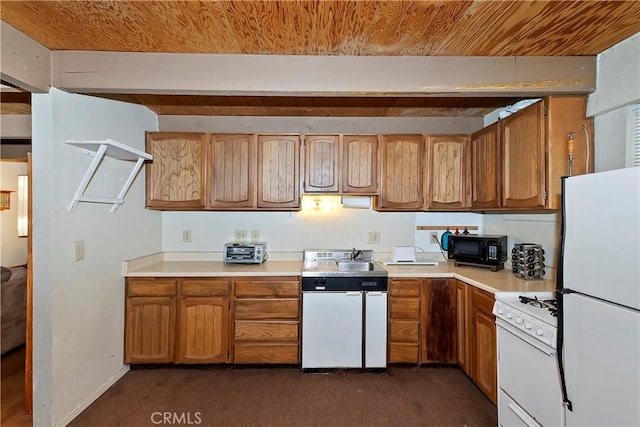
xmin=124 ymin=252 xmax=555 ymax=295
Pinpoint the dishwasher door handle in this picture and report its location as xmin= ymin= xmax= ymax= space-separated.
xmin=366 ymin=291 xmax=385 ymax=296
xmin=346 ymin=291 xmax=362 ymax=296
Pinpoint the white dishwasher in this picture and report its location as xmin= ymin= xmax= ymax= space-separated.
xmin=301 ymin=249 xmax=388 ymax=369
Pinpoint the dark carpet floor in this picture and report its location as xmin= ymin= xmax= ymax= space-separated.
xmin=69 ymin=365 xmax=496 ymax=427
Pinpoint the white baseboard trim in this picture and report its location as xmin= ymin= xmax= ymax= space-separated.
xmin=56 ymin=364 xmax=130 ymax=426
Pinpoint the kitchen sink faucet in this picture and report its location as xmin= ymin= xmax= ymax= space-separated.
xmin=350 ymin=248 xmax=363 ymax=260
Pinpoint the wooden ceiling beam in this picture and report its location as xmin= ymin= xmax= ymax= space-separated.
xmin=51 ymin=51 xmax=596 ymax=97
xmin=0 ymin=21 xmax=51 ymax=93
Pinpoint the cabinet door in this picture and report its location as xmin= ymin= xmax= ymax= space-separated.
xmin=125 ymin=297 xmax=176 ymax=363
xmin=342 ymin=135 xmax=378 ymax=194
xmin=421 ymin=278 xmax=456 ymax=363
xmin=304 ymin=135 xmax=339 ymax=192
xmin=470 ymin=287 xmax=497 ymax=404
xmin=176 ymin=297 xmax=229 ymax=363
xmin=145 ymin=132 xmax=207 ymax=209
xmin=471 ymin=124 xmax=501 ymax=209
xmin=208 ymin=134 xmax=256 ymax=208
xmin=257 ymin=135 xmax=300 ymax=209
xmin=426 ymin=135 xmax=470 ymax=210
xmin=455 ymin=280 xmax=469 ymax=374
xmin=377 ymin=135 xmax=424 ymax=210
xmin=501 ymin=102 xmax=546 ymax=208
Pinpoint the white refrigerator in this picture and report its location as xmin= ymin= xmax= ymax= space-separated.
xmin=557 ymin=166 xmax=640 ymax=426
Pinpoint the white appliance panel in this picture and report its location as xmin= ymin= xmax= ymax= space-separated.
xmin=563 ymin=167 xmax=640 ymax=310
xmin=365 ymin=292 xmax=387 ymax=368
xmin=302 ymin=292 xmax=363 ymax=368
xmin=564 ymin=293 xmax=640 ymax=426
xmin=497 ymin=322 xmax=563 ymax=427
xmin=498 ymin=389 xmax=543 ymax=427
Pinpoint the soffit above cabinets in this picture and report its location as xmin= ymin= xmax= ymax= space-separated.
xmin=1 ymin=1 xmax=638 ymax=118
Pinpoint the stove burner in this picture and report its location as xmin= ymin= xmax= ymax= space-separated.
xmin=519 ymin=295 xmax=558 ymax=317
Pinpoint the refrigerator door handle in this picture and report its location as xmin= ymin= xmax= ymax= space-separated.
xmin=556 ymin=176 xmax=574 ymax=412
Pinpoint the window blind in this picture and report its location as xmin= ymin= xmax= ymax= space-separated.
xmin=632 ymin=104 xmax=640 ymax=167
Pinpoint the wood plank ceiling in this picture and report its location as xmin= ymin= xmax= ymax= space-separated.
xmin=2 ymin=0 xmax=640 ymax=117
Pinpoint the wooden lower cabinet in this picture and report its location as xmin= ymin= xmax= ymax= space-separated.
xmin=421 ymin=278 xmax=457 ymax=364
xmin=233 ymin=277 xmax=301 ymax=364
xmin=469 ymin=285 xmax=497 ymax=404
xmin=125 ymin=278 xmax=177 ymax=363
xmin=388 ymin=278 xmax=421 ymax=363
xmin=176 ymin=296 xmax=229 ymax=363
xmin=455 ymin=280 xmax=469 ymax=374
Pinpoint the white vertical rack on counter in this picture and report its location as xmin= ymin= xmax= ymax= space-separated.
xmin=66 ymin=139 xmax=152 ymax=213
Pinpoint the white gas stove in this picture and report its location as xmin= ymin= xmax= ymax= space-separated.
xmin=493 ymin=292 xmax=563 ymax=427
xmin=493 ymin=292 xmax=557 ymax=348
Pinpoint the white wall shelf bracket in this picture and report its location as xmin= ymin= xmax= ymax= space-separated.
xmin=66 ymin=139 xmax=152 ymax=213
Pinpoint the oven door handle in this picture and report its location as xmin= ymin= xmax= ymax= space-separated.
xmin=507 ymin=402 xmax=543 ymax=427
xmin=496 ymin=319 xmax=555 ymax=356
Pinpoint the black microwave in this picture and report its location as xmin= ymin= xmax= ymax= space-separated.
xmin=447 ymin=234 xmax=507 ymax=271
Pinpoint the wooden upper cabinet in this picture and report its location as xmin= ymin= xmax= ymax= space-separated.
xmin=544 ymin=96 xmax=593 ymax=209
xmin=425 ymin=135 xmax=470 ymax=210
xmin=471 ymin=124 xmax=501 ymax=209
xmin=207 ymin=134 xmax=256 ymax=209
xmin=500 ymin=102 xmax=546 ymax=208
xmin=145 ymin=132 xmax=207 ymax=209
xmin=342 ymin=135 xmax=378 ymax=194
xmin=304 ymin=135 xmax=339 ymax=192
xmin=376 ymin=135 xmax=424 ymax=210
xmin=257 ymin=135 xmax=301 ymax=209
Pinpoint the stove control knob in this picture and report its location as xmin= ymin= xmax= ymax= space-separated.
xmin=525 ymin=322 xmax=532 ymax=329
xmin=506 ymin=313 xmax=513 ymax=319
xmin=313 ymin=279 xmax=319 ymax=285
xmin=515 ymin=317 xmax=523 ymax=324
xmin=536 ymin=329 xmax=545 ymax=336
xmin=320 ymin=278 xmax=326 ymax=285
xmin=497 ymin=308 xmax=505 ymax=315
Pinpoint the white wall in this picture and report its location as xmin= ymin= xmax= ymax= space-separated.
xmin=483 ymin=213 xmax=560 ymax=269
xmin=163 ymin=205 xmax=416 ymax=257
xmin=590 ymin=33 xmax=640 ymax=172
xmin=32 ymin=88 xmax=161 ymax=426
xmin=0 ymin=160 xmax=28 ymax=265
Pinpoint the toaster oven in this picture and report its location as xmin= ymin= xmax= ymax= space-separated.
xmin=223 ymin=242 xmax=267 ymax=264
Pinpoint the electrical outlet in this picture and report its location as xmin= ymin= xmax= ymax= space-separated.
xmin=251 ymin=229 xmax=260 ymax=242
xmin=367 ymin=231 xmax=380 ymax=244
xmin=235 ymin=229 xmax=248 ymax=243
xmin=182 ymin=229 xmax=192 ymax=243
xmin=430 ymin=232 xmax=439 ymax=244
xmin=73 ymin=240 xmax=85 ymax=262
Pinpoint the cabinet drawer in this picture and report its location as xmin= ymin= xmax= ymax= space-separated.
xmin=389 ymin=320 xmax=419 ymax=343
xmin=181 ymin=279 xmax=230 ymax=296
xmin=234 ymin=299 xmax=300 ymax=320
xmin=234 ymin=343 xmax=299 ymax=364
xmin=127 ymin=278 xmax=177 ymax=297
xmin=389 ymin=343 xmax=419 ymax=363
xmin=234 ymin=321 xmax=299 ymax=342
xmin=389 ymin=297 xmax=420 ymax=319
xmin=234 ymin=280 xmax=300 ymax=298
xmin=389 ymin=280 xmax=421 ymax=297
xmin=471 ymin=287 xmax=495 ymax=316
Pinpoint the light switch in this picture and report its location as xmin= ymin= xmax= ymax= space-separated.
xmin=73 ymin=241 xmax=85 ymax=262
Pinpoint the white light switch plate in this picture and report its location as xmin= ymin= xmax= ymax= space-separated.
xmin=73 ymin=240 xmax=85 ymax=261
